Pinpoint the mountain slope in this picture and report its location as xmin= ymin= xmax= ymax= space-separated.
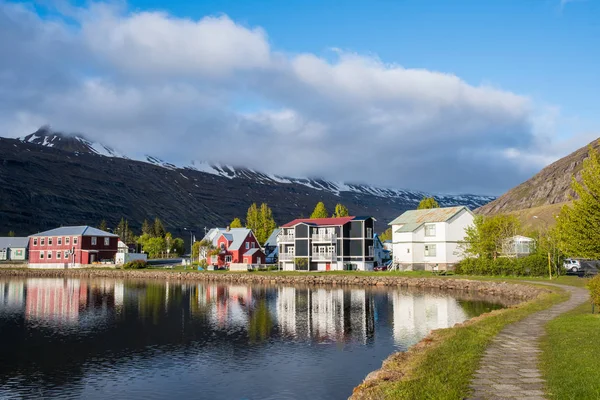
xmin=477 ymin=138 xmax=600 ymax=215
xmin=1 ymin=129 xmax=494 ymax=241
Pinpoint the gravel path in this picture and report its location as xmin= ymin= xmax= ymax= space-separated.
xmin=468 ymin=282 xmax=589 ymax=400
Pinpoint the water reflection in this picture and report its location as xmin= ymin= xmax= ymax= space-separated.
xmin=0 ymin=278 xmax=510 ymax=400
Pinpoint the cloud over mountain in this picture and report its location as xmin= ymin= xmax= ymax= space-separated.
xmin=0 ymin=1 xmax=568 ymax=195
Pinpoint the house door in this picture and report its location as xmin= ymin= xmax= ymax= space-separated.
xmin=326 ymin=263 xmax=331 ymax=271
xmin=90 ymin=254 xmax=95 ymax=264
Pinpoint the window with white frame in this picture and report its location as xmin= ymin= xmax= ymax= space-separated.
xmin=251 ymin=242 xmax=255 ymax=248
xmin=424 ymin=244 xmax=437 ymax=257
xmin=367 ymin=228 xmax=372 ymax=238
xmin=91 ymin=237 xmax=97 ymax=246
xmin=58 ymin=237 xmax=62 ymax=245
xmin=64 ymin=251 xmax=69 ymax=258
xmin=407 ymin=248 xmax=410 ymax=253
xmin=47 ymin=251 xmax=53 ymax=259
xmin=48 ymin=237 xmax=53 ymax=246
xmin=57 ymin=251 xmax=62 ymax=259
xmin=40 ymin=252 xmax=44 ymax=259
xmin=33 ymin=238 xmax=38 ymax=246
xmin=225 ymin=255 xmax=232 ymax=263
xmin=41 ymin=238 xmax=45 ymax=246
xmin=104 ymin=237 xmax=110 ymax=246
xmin=368 ymin=246 xmax=373 ymax=256
xmin=245 ymin=242 xmax=249 ymax=250
xmin=425 ymin=224 xmax=436 ymax=237
xmin=73 ymin=237 xmax=78 ymax=245
xmin=66 ymin=237 xmax=70 ymax=245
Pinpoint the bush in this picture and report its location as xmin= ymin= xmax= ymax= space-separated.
xmin=267 ymin=265 xmax=279 ymax=271
xmin=587 ymin=275 xmax=600 ymax=309
xmin=123 ymin=260 xmax=148 ymax=269
xmin=455 ymin=254 xmax=549 ymax=277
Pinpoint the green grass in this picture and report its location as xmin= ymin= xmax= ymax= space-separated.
xmin=353 ymin=289 xmax=569 ymax=399
xmin=540 ymin=302 xmax=600 ymax=400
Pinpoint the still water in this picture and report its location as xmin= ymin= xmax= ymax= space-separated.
xmin=0 ymin=278 xmax=508 ymax=399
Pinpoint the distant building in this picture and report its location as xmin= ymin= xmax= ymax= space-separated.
xmin=373 ymin=234 xmax=386 ymax=266
xmin=0 ymin=237 xmax=29 ymax=261
xmin=502 ymin=235 xmax=536 ymax=258
xmin=277 ymin=216 xmax=376 ymax=271
xmin=29 ymin=226 xmax=119 ymax=268
xmin=389 ymin=206 xmax=474 ymax=271
xmin=264 ymin=228 xmax=281 ymax=264
xmin=208 ymin=227 xmax=265 ymax=268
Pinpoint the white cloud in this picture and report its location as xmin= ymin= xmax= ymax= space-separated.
xmin=0 ymin=1 xmax=586 ymax=195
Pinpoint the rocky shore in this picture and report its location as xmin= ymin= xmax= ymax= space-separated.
xmin=0 ymin=269 xmax=545 ymax=300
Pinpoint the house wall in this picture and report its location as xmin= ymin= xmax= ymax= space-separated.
xmin=29 ymin=235 xmax=118 ymax=265
xmin=3 ymin=248 xmax=27 ymax=261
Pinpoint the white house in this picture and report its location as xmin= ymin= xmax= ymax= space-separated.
xmin=501 ymin=235 xmax=535 ymax=258
xmin=389 ymin=206 xmax=474 ymax=271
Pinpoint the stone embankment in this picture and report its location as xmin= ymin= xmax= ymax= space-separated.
xmin=0 ymin=269 xmax=545 ymax=300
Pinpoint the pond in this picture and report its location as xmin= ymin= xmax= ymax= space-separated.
xmin=0 ymin=278 xmax=510 ymax=399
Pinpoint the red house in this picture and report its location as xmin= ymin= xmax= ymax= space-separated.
xmin=208 ymin=228 xmax=265 ymax=267
xmin=29 ymin=226 xmax=119 ymax=268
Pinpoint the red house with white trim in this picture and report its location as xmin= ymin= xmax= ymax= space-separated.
xmin=208 ymin=228 xmax=265 ymax=267
xmin=29 ymin=226 xmax=119 ymax=268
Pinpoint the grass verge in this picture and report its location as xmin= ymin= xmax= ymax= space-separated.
xmin=352 ymin=288 xmax=568 ymax=400
xmin=540 ymin=302 xmax=600 ymax=400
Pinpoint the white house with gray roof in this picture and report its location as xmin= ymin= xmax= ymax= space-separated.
xmin=0 ymin=237 xmax=29 ymax=261
xmin=389 ymin=206 xmax=474 ymax=271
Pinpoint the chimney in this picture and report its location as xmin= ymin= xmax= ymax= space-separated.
xmin=226 ymin=226 xmax=230 ymax=232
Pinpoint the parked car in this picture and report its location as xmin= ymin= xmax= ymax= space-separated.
xmin=563 ymin=258 xmax=582 ymax=272
xmin=373 ymin=264 xmax=388 ymax=271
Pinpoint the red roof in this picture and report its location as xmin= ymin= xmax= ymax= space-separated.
xmin=281 ymin=216 xmax=356 ymax=228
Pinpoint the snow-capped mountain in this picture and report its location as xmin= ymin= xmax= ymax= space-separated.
xmin=17 ymin=127 xmax=495 ymax=208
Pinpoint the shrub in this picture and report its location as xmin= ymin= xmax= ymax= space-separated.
xmin=123 ymin=260 xmax=148 ymax=269
xmin=267 ymin=265 xmax=279 ymax=271
xmin=587 ymin=275 xmax=600 ymax=309
xmin=455 ymin=254 xmax=549 ymax=277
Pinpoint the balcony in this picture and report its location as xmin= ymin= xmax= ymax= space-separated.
xmin=312 ymin=253 xmax=337 ymax=261
xmin=279 ymin=253 xmax=295 ymax=261
xmin=311 ymin=233 xmax=337 ymax=242
xmin=277 ymin=234 xmax=295 ymax=243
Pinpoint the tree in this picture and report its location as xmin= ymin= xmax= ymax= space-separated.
xmin=142 ymin=237 xmax=166 ymax=259
xmin=379 ymin=227 xmax=392 ymax=242
xmin=246 ymin=203 xmax=260 ymax=233
xmin=115 ymin=218 xmax=135 ymax=243
xmin=153 ymin=217 xmax=166 ymax=238
xmin=258 ymin=203 xmax=277 ymax=244
xmin=98 ymin=220 xmax=108 ymax=232
xmin=171 ymin=237 xmax=185 ymax=256
xmin=310 ymin=202 xmax=329 ymax=219
xmin=332 ymin=203 xmax=349 ymax=218
xmin=230 ymin=217 xmax=243 ymax=228
xmin=417 ymin=197 xmax=440 ymax=210
xmin=556 ymin=146 xmax=600 ymax=258
xmin=193 ymin=239 xmax=214 ymax=261
xmin=460 ymin=214 xmax=521 ymax=259
xmin=7 ymin=231 xmax=15 ymax=237
xmin=141 ymin=219 xmax=152 ymax=236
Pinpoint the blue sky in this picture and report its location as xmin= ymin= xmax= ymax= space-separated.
xmin=1 ymin=0 xmax=598 ymax=194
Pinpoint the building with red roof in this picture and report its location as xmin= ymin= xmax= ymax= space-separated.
xmin=277 ymin=216 xmax=376 ymax=271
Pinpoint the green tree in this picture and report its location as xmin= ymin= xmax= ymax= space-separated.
xmin=556 ymin=146 xmax=600 ymax=258
xmin=258 ymin=203 xmax=277 ymax=244
xmin=310 ymin=202 xmax=329 ymax=219
xmin=417 ymin=196 xmax=440 ymax=210
xmin=230 ymin=217 xmax=243 ymax=228
xmin=153 ymin=217 xmax=166 ymax=238
xmin=7 ymin=231 xmax=15 ymax=237
xmin=143 ymin=237 xmax=166 ymax=259
xmin=460 ymin=214 xmax=521 ymax=259
xmin=332 ymin=203 xmax=349 ymax=218
xmin=141 ymin=219 xmax=152 ymax=236
xmin=379 ymin=227 xmax=392 ymax=242
xmin=115 ymin=218 xmax=135 ymax=243
xmin=193 ymin=239 xmax=214 ymax=261
xmin=246 ymin=203 xmax=260 ymax=234
xmin=98 ymin=220 xmax=108 ymax=232
xmin=171 ymin=237 xmax=185 ymax=256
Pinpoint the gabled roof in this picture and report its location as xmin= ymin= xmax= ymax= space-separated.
xmin=217 ymin=228 xmax=255 ymax=251
xmin=264 ymin=228 xmax=281 ymax=247
xmin=281 ymin=216 xmax=358 ymax=228
xmin=202 ymin=228 xmax=228 ymax=246
xmin=389 ymin=206 xmax=472 ymax=232
xmin=0 ymin=237 xmax=29 ymax=249
xmin=244 ymin=248 xmax=263 ymax=256
xmin=30 ymin=226 xmax=118 ymax=237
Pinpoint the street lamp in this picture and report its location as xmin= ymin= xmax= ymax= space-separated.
xmin=183 ymin=227 xmax=195 ymax=262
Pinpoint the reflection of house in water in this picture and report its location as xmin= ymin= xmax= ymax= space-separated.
xmin=276 ymin=287 xmax=375 ymax=343
xmin=390 ymin=292 xmax=468 ymax=346
xmin=0 ymin=280 xmax=25 ymax=310
xmin=25 ymin=279 xmax=88 ymax=323
xmin=195 ymin=285 xmax=254 ymax=328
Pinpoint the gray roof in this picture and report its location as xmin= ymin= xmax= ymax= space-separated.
xmin=30 ymin=226 xmax=118 ymax=237
xmin=217 ymin=228 xmax=255 ymax=251
xmin=389 ymin=206 xmax=471 ymax=233
xmin=264 ymin=228 xmax=281 ymax=247
xmin=0 ymin=237 xmax=29 ymax=249
xmin=244 ymin=248 xmax=262 ymax=256
xmin=202 ymin=228 xmax=228 ymax=246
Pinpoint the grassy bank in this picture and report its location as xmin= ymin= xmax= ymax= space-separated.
xmin=541 ymin=302 xmax=600 ymax=400
xmin=352 ymin=288 xmax=568 ymax=399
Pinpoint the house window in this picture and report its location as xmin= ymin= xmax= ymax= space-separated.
xmin=73 ymin=237 xmax=78 ymax=245
xmin=66 ymin=237 xmax=70 ymax=245
xmin=246 ymin=242 xmax=249 ymax=250
xmin=47 ymin=251 xmax=52 ymax=259
xmin=368 ymin=246 xmax=374 ymax=256
xmin=40 ymin=252 xmax=44 ymax=259
xmin=225 ymin=255 xmax=232 ymax=263
xmin=367 ymin=228 xmax=372 ymax=238
xmin=57 ymin=251 xmax=62 ymax=259
xmin=33 ymin=238 xmax=38 ymax=246
xmin=104 ymin=237 xmax=110 ymax=246
xmin=257 ymin=257 xmax=261 ymax=264
xmin=41 ymin=238 xmax=45 ymax=246
xmin=58 ymin=237 xmax=62 ymax=245
xmin=220 ymin=243 xmax=226 ymax=251
xmin=425 ymin=225 xmax=436 ymax=237
xmin=64 ymin=251 xmax=69 ymax=258
xmin=91 ymin=237 xmax=97 ymax=246
xmin=251 ymin=242 xmax=255 ymax=248
xmin=48 ymin=237 xmax=53 ymax=246
xmin=424 ymin=244 xmax=437 ymax=257
xmin=407 ymin=248 xmax=410 ymax=254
